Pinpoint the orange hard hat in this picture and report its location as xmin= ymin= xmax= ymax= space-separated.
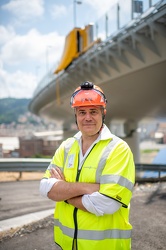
xmin=70 ymin=81 xmax=107 ymax=108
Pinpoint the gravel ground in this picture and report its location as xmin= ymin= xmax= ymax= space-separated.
xmin=0 ymin=182 xmax=166 ymax=250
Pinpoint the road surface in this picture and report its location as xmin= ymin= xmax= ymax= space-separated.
xmin=0 ymin=181 xmax=166 ymax=250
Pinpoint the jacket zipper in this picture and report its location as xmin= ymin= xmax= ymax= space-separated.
xmin=72 ymin=160 xmax=81 ymax=250
xmin=72 ymin=144 xmax=96 ymax=250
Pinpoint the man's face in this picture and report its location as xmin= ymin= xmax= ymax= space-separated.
xmin=75 ymin=106 xmax=103 ymax=137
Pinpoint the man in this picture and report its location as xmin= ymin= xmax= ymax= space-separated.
xmin=40 ymin=81 xmax=135 ymax=250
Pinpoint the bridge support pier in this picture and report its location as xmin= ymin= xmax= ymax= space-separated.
xmin=63 ymin=120 xmax=78 ymax=139
xmin=110 ymin=120 xmax=140 ymax=163
xmin=123 ymin=120 xmax=140 ymax=164
xmin=124 ymin=130 xmax=140 ymax=164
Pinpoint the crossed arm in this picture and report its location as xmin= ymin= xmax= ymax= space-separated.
xmin=47 ymin=167 xmax=100 ymax=211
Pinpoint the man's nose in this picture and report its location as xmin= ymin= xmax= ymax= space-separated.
xmin=85 ymin=112 xmax=92 ymax=120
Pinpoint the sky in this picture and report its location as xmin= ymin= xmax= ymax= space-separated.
xmin=0 ymin=0 xmax=119 ymax=99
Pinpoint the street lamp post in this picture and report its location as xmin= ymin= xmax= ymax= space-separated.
xmin=73 ymin=0 xmax=82 ymax=27
xmin=117 ymin=3 xmax=120 ymax=30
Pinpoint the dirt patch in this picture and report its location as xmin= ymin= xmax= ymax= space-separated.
xmin=0 ymin=172 xmax=44 ymax=182
xmin=0 ymin=215 xmax=54 ymax=242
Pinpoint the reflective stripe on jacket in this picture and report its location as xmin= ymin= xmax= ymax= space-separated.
xmin=44 ymin=135 xmax=135 ymax=250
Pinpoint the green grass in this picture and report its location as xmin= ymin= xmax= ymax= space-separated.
xmin=141 ymin=149 xmax=159 ymax=154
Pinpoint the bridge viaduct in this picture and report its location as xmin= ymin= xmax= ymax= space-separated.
xmin=29 ymin=1 xmax=166 ymax=162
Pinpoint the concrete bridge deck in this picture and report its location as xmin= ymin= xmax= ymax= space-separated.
xmin=29 ymin=1 xmax=166 ymax=162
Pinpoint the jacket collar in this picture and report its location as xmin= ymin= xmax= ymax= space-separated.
xmin=74 ymin=124 xmax=113 ymax=142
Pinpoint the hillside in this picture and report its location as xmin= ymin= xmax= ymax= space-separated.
xmin=0 ymin=98 xmax=46 ymax=126
xmin=0 ymin=98 xmax=31 ymax=124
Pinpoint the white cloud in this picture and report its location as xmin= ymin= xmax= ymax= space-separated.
xmin=0 ymin=27 xmax=65 ymax=98
xmin=1 ymin=0 xmax=44 ymax=22
xmin=0 ymin=66 xmax=37 ymax=98
xmin=50 ymin=4 xmax=67 ymax=19
xmin=1 ymin=29 xmax=65 ymax=66
xmin=0 ymin=25 xmax=15 ymax=46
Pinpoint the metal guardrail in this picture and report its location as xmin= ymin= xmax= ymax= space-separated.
xmin=135 ymin=163 xmax=166 ymax=181
xmin=0 ymin=158 xmax=50 ymax=172
xmin=0 ymin=158 xmax=50 ymax=179
xmin=0 ymin=159 xmax=166 ymax=181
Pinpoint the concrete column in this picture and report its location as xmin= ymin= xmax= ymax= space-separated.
xmin=63 ymin=120 xmax=78 ymax=140
xmin=124 ymin=130 xmax=140 ymax=163
xmin=123 ymin=120 xmax=140 ymax=163
xmin=110 ymin=119 xmax=140 ymax=163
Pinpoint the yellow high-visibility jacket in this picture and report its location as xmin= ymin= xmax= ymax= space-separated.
xmin=43 ymin=132 xmax=135 ymax=250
